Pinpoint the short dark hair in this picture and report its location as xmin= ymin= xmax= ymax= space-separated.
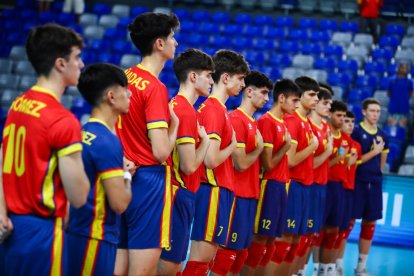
xmin=26 ymin=24 xmax=84 ymax=77
xmin=244 ymin=70 xmax=273 ymax=90
xmin=212 ymin=49 xmax=250 ymax=83
xmin=128 ymin=12 xmax=179 ymax=57
xmin=273 ymin=78 xmax=302 ymax=102
xmin=77 ymin=63 xmax=128 ymax=108
xmin=319 ymin=82 xmax=334 ymax=96
xmin=173 ymin=48 xmax=214 ymax=84
xmin=330 ymin=100 xmax=348 ymax=113
xmin=295 ymin=76 xmax=319 ymax=93
xmin=345 ymin=111 xmax=355 ymax=118
xmin=318 ymin=87 xmax=332 ymax=101
xmin=362 ymin=97 xmax=380 ymax=110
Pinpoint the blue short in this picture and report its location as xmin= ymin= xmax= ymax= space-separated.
xmin=191 ymin=184 xmax=235 ymax=246
xmin=284 ymin=180 xmax=311 ymax=235
xmin=307 ymin=183 xmax=327 ymax=233
xmin=161 ymin=186 xmax=196 ymax=263
xmin=324 ymin=181 xmax=345 ymax=227
xmin=352 ymin=178 xmax=383 ymax=221
xmin=254 ymin=179 xmax=288 ymax=238
xmin=3 ymin=215 xmax=67 ymax=276
xmin=120 ymin=165 xmax=172 ymax=249
xmin=67 ymin=233 xmax=116 ymax=276
xmin=340 ymin=189 xmax=354 ymax=230
xmin=227 ymin=197 xmax=257 ymax=250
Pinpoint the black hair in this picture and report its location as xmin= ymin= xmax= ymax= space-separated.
xmin=318 ymin=87 xmax=332 ymax=101
xmin=77 ymin=63 xmax=128 ymax=107
xmin=26 ymin=24 xmax=84 ymax=77
xmin=319 ymin=82 xmax=334 ymax=96
xmin=244 ymin=70 xmax=273 ymax=90
xmin=128 ymin=12 xmax=179 ymax=57
xmin=212 ymin=49 xmax=250 ymax=83
xmin=295 ymin=76 xmax=319 ymax=93
xmin=173 ymin=48 xmax=214 ymax=83
xmin=273 ymin=78 xmax=302 ymax=102
xmin=345 ymin=110 xmax=355 ymax=118
xmin=330 ymin=100 xmax=348 ymax=113
xmin=362 ymin=97 xmax=380 ymax=110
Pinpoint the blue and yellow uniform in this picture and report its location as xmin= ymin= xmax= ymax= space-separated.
xmin=351 ymin=122 xmax=389 ymax=220
xmin=2 ymin=86 xmax=82 ymax=276
xmin=67 ymin=118 xmax=124 ymax=276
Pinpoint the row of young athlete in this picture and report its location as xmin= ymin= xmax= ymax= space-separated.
xmin=0 ymin=12 xmax=389 ymax=276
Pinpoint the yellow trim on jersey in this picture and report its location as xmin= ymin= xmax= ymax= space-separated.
xmin=147 ymin=121 xmax=168 ymax=130
xmin=91 ymin=178 xmax=106 ymax=240
xmin=236 ymin=108 xmax=255 ymax=122
xmin=332 ymin=130 xmax=341 ymax=139
xmin=254 ymin=179 xmax=267 ymax=233
xmin=263 ymin=142 xmax=274 ymax=148
xmin=100 ymin=169 xmax=123 ymax=180
xmin=267 ymin=111 xmax=284 ymax=123
xmin=310 ymin=119 xmax=323 ymax=130
xmin=291 ymin=140 xmax=298 ymax=145
xmin=360 ymin=122 xmax=378 ymax=135
xmin=356 ymin=160 xmax=362 ymax=165
xmin=209 ymin=96 xmax=226 ymax=109
xmin=236 ymin=142 xmax=246 ymax=148
xmin=57 ymin=143 xmax=82 ymax=158
xmin=176 ymin=137 xmax=196 ymax=144
xmin=89 ymin=118 xmax=111 ymax=131
xmin=208 ymin=133 xmax=221 ymax=141
xmin=42 ymin=153 xmax=58 ymax=213
xmin=295 ymin=110 xmax=308 ymax=122
xmin=51 ymin=218 xmax=63 ymax=276
xmin=177 ymin=93 xmax=192 ymax=105
xmin=81 ymin=239 xmax=99 ymax=276
xmin=161 ymin=165 xmax=172 ymax=248
xmin=117 ymin=115 xmax=122 ymax=129
xmin=172 ymin=147 xmax=185 ymax=188
xmin=205 ymin=186 xmax=220 ymax=241
xmin=382 ymin=149 xmax=390 ymax=153
xmin=32 ymin=85 xmax=59 ymax=101
xmin=206 ymin=168 xmax=218 ymax=186
xmin=137 ymin=64 xmax=157 ymax=79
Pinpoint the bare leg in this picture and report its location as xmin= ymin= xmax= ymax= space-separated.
xmin=114 ymin=249 xmax=128 ymax=276
xmin=128 ymin=248 xmax=162 ymax=275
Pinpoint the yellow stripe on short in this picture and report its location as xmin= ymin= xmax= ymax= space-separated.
xmin=51 ymin=218 xmax=63 ymax=276
xmin=81 ymin=239 xmax=99 ymax=276
xmin=205 ymin=187 xmax=220 ymax=241
xmin=161 ymin=165 xmax=172 ymax=248
xmin=254 ymin=179 xmax=267 ymax=233
xmin=286 ymin=180 xmax=291 ymax=195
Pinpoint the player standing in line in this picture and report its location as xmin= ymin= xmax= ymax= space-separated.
xmin=319 ymin=100 xmax=351 ymax=275
xmin=157 ymin=49 xmax=213 ymax=275
xmin=114 ymin=12 xmax=180 ymax=275
xmin=66 ymin=63 xmax=133 ymax=276
xmin=304 ymin=87 xmax=333 ymax=275
xmin=209 ymin=71 xmax=271 ymax=276
xmin=182 ymin=50 xmax=249 ymax=275
xmin=0 ymin=24 xmax=90 ymax=275
xmin=242 ymin=79 xmax=301 ymax=276
xmin=265 ymin=76 xmax=319 ymax=275
xmin=334 ymin=110 xmax=361 ymax=275
xmin=351 ymin=98 xmax=389 ymax=276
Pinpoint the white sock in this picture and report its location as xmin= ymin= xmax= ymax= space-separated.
xmin=298 ymin=269 xmax=304 ymax=276
xmin=314 ymin=262 xmax=320 ymax=271
xmin=326 ymin=264 xmax=336 ymax=276
xmin=319 ymin=263 xmax=327 ymax=275
xmin=303 ymin=264 xmax=308 ymax=272
xmin=356 ymin=254 xmax=368 ymax=271
xmin=336 ymin=258 xmax=343 ymax=270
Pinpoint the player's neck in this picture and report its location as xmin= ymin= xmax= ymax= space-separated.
xmin=362 ymin=119 xmax=377 ymax=131
xmin=140 ymin=55 xmax=166 ymax=78
xmin=35 ymin=75 xmax=65 ymax=100
xmin=91 ymin=108 xmax=116 ymax=133
xmin=178 ymin=84 xmax=198 ymax=105
xmin=269 ymin=105 xmax=284 ymax=120
xmin=211 ymin=84 xmax=229 ymax=105
xmin=309 ymin=111 xmax=322 ymax=126
xmin=297 ymin=104 xmax=309 ymax=118
xmin=238 ymin=100 xmax=256 ymax=117
xmin=330 ymin=124 xmax=340 ymax=136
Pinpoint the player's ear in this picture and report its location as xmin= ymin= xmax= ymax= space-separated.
xmin=54 ymin=57 xmax=66 ymax=73
xmin=189 ymin=71 xmax=197 ymax=83
xmin=107 ymin=89 xmax=115 ymax=104
xmin=221 ymin=72 xmax=229 ymax=84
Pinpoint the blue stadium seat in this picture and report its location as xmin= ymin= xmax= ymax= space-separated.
xmin=0 ymin=74 xmax=19 ymax=90
xmin=348 ymin=104 xmax=363 ymax=121
xmin=173 ymin=8 xmax=191 ymax=21
xmin=323 ymin=44 xmax=343 ymax=60
xmin=337 ymin=59 xmax=359 ymax=74
xmin=347 ymin=88 xmax=373 ymax=104
xmin=298 ymin=18 xmax=317 ymax=30
xmin=252 ymin=38 xmax=275 ymax=50
xmin=130 ymin=6 xmax=149 ymax=18
xmin=20 ymin=10 xmax=37 ymax=21
xmin=308 ymin=30 xmax=331 ymax=43
xmin=244 ymin=50 xmax=266 ymax=66
xmin=319 ymin=19 xmax=338 ymax=32
xmin=39 ymin=12 xmax=55 ymax=24
xmin=279 ymin=40 xmax=301 ymax=54
xmin=226 ymin=95 xmax=242 ymax=110
xmin=232 ymin=37 xmax=254 ymax=50
xmin=242 ymin=25 xmax=260 ymax=36
xmin=384 ymin=125 xmax=407 ymax=145
xmin=104 ymin=27 xmax=126 ymax=40
xmin=97 ymin=52 xmax=121 ymax=65
xmin=289 ymin=29 xmax=308 ymax=41
xmin=71 ymin=97 xmax=92 ymax=121
xmin=355 ymin=75 xmax=378 ymax=90
xmin=191 ymin=10 xmax=210 ymax=21
xmin=199 ymin=22 xmax=219 ymax=34
xmin=371 ymin=48 xmax=394 ymax=62
xmin=268 ymin=53 xmax=292 ymax=67
xmin=234 ymin=13 xmax=253 ymax=24
xmin=339 ymin=21 xmax=359 ymax=33
xmin=93 ymin=3 xmax=111 ymax=16
xmin=275 ymin=16 xmax=294 ymax=28
xmin=262 ymin=66 xmax=281 ymax=80
xmin=313 ymin=57 xmax=336 ymax=70
xmin=209 ymin=35 xmax=231 ymax=48
xmin=385 ymin=24 xmax=406 ymax=38
xmin=0 ymin=59 xmax=13 ymax=74
xmin=254 ymin=15 xmax=273 ymax=26
xmin=112 ymin=4 xmax=130 ymax=18
xmin=57 ymin=13 xmax=77 ymax=25
xmin=180 ymin=21 xmax=196 ymax=33
xmin=300 ymin=42 xmax=322 ymax=57
xmin=117 ymin=16 xmax=132 ymax=30
xmin=221 ymin=24 xmax=239 ymax=36
xmin=14 ymin=60 xmax=36 ymax=76
xmin=263 ymin=27 xmax=287 ymax=39
xmin=379 ymin=76 xmax=390 ymax=90
xmin=379 ymin=35 xmax=400 ymax=50
xmin=187 ymin=34 xmax=204 ymax=46
xmin=364 ymin=61 xmax=387 ymax=76
xmin=111 ymin=40 xmax=133 ymax=54
xmin=211 ymin=11 xmax=230 ymax=23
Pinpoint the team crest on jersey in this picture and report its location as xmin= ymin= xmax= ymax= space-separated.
xmin=248 ymin=123 xmax=253 ymax=130
xmin=301 ymin=122 xmax=305 ymax=128
xmin=277 ymin=125 xmax=281 ymax=132
xmin=363 ymin=134 xmax=367 ymax=139
xmin=225 ymin=113 xmax=229 ymax=120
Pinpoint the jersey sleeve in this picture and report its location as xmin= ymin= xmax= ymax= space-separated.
xmin=230 ymin=116 xmax=246 ymax=148
xmin=174 ymin=104 xmax=197 ymax=145
xmin=381 ymin=130 xmax=390 ymax=154
xmin=93 ymin=136 xmax=124 ymax=180
xmin=145 ymin=84 xmax=170 ymax=130
xmin=200 ymin=106 xmax=224 ymax=141
xmin=285 ymin=117 xmax=299 ymax=145
xmin=258 ymin=118 xmax=275 ymax=148
xmin=49 ymin=115 xmax=82 ymax=157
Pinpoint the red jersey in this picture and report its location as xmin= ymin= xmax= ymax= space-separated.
xmin=170 ymin=94 xmax=201 ymax=193
xmin=116 ymin=64 xmax=170 ymax=166
xmin=346 ymin=138 xmax=362 ymax=190
xmin=229 ymin=108 xmax=260 ymax=198
xmin=328 ymin=130 xmax=351 ymax=186
xmin=284 ymin=111 xmax=314 ymax=185
xmin=198 ymin=96 xmax=234 ymax=191
xmin=257 ymin=112 xmax=290 ymax=183
xmin=2 ymin=86 xmax=82 ymax=218
xmin=310 ymin=119 xmax=330 ymax=185
xmin=360 ymin=0 xmax=383 ymax=18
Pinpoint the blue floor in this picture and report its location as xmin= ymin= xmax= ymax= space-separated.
xmin=306 ymin=242 xmax=414 ymax=275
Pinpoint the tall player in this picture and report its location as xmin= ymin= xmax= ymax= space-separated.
xmin=115 ymin=12 xmax=180 ymax=275
xmin=183 ymin=50 xmax=249 ymax=275
xmin=335 ymin=110 xmax=361 ymax=275
xmin=351 ymin=98 xmax=388 ymax=276
xmin=210 ymin=71 xmax=271 ymax=276
xmin=0 ymin=24 xmax=89 ymax=275
xmin=67 ymin=63 xmax=133 ymax=276
xmin=307 ymin=87 xmax=333 ymax=275
xmin=243 ymin=79 xmax=301 ymax=276
xmin=157 ymin=49 xmax=213 ymax=275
